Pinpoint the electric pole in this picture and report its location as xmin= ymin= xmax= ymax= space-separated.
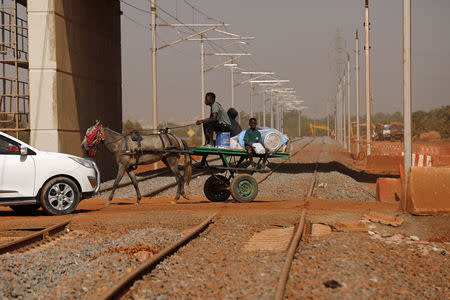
xmin=343 ymin=74 xmax=347 ymax=149
xmin=347 ymin=53 xmax=351 ymax=152
xmin=327 ymin=102 xmax=330 ymax=137
xmin=403 ymin=0 xmax=412 ymax=208
xmin=200 ymin=35 xmax=205 ymax=144
xmin=150 ymin=0 xmax=158 ymax=131
xmin=355 ymin=29 xmax=361 ymax=157
xmin=262 ymin=89 xmax=266 ymax=127
xmin=249 ymin=74 xmax=253 ymax=117
xmin=364 ymin=0 xmax=372 ymax=155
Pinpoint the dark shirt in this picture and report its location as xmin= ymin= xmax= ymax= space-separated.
xmin=227 ymin=108 xmax=242 ymax=137
xmin=244 ymin=128 xmax=262 ymax=145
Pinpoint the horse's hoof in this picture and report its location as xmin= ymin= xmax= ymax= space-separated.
xmin=182 ymin=193 xmax=190 ymax=200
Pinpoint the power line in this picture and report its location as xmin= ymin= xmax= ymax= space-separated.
xmin=142 ymin=0 xmax=256 ymax=72
xmin=122 ymin=13 xmax=149 ymax=29
xmin=152 ymin=2 xmax=226 ymax=53
xmin=120 ymin=0 xmax=150 ymax=13
xmin=182 ymin=0 xmax=223 ymax=23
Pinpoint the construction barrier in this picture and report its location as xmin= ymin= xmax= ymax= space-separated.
xmin=406 ymin=167 xmax=450 ymax=215
xmin=376 ymin=178 xmax=401 ymax=203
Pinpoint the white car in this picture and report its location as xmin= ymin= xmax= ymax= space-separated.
xmin=0 ymin=131 xmax=100 ymax=215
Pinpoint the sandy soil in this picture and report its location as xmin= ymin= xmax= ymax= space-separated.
xmin=0 ymin=137 xmax=448 ymax=299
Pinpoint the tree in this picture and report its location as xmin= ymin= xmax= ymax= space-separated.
xmin=123 ymin=120 xmax=143 ymax=134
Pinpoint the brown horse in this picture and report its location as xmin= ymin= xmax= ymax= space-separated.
xmin=81 ymin=121 xmax=192 ymax=205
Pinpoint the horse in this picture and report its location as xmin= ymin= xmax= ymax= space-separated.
xmin=81 ymin=121 xmax=192 ymax=205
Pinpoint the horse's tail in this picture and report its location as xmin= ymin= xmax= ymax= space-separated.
xmin=182 ymin=139 xmax=192 ymax=185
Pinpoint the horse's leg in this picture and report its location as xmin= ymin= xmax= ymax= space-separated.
xmin=126 ymin=167 xmax=142 ymax=204
xmin=163 ymin=156 xmax=183 ymax=203
xmin=106 ymin=163 xmax=126 ymax=206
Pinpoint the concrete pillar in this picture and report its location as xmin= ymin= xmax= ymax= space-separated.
xmin=28 ymin=0 xmax=122 ymax=179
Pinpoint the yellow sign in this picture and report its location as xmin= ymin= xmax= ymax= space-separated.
xmin=187 ymin=129 xmax=195 ymax=137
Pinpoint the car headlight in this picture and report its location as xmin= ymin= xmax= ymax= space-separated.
xmin=69 ymin=157 xmax=94 ymax=169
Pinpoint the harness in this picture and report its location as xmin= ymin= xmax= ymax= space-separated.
xmin=84 ymin=124 xmax=184 ymax=169
xmin=84 ymin=125 xmax=105 ymax=157
xmin=122 ymin=130 xmax=181 ymax=169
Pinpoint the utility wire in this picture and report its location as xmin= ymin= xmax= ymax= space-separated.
xmin=123 ymin=13 xmax=149 ymax=29
xmin=151 ymin=1 xmax=230 ymax=54
xmin=120 ymin=0 xmax=150 ymax=13
xmin=141 ymin=0 xmax=255 ymax=72
xmin=122 ymin=12 xmax=196 ymax=58
xmin=182 ymin=0 xmax=223 ymax=23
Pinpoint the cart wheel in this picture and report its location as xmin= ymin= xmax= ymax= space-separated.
xmin=230 ymin=174 xmax=258 ymax=203
xmin=204 ymin=175 xmax=231 ymax=202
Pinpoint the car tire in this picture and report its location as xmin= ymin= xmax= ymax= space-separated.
xmin=40 ymin=177 xmax=80 ymax=215
xmin=9 ymin=204 xmax=40 ymax=215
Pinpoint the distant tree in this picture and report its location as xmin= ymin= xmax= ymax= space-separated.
xmin=123 ymin=120 xmax=143 ymax=134
xmin=412 ymin=106 xmax=450 ymax=138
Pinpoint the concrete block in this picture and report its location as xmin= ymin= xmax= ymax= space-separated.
xmin=376 ymin=178 xmax=401 ymax=203
xmin=406 ymin=167 xmax=450 ymax=215
xmin=366 ymin=155 xmax=403 ymax=175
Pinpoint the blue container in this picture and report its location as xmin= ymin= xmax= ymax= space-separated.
xmin=216 ymin=132 xmax=230 ymax=148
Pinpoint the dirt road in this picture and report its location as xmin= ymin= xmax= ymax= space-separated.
xmin=0 ymin=137 xmax=448 ymax=299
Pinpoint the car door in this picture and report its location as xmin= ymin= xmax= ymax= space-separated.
xmin=0 ymin=135 xmax=36 ymax=197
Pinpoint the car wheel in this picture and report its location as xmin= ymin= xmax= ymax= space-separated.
xmin=40 ymin=177 xmax=80 ymax=215
xmin=9 ymin=204 xmax=40 ymax=215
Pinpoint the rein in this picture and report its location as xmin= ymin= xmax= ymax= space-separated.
xmin=84 ymin=123 xmax=193 ymax=158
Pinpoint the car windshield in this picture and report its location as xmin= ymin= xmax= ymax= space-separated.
xmin=383 ymin=125 xmax=390 ymax=130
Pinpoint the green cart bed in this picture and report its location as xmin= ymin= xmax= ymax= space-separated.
xmin=189 ymin=146 xmax=290 ymax=203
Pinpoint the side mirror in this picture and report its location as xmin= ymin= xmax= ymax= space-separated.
xmin=20 ymin=145 xmax=28 ymax=156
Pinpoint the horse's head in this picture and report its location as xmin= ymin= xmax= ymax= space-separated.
xmin=81 ymin=120 xmax=105 ymax=157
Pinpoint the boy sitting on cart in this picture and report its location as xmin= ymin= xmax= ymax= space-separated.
xmin=244 ymin=118 xmax=269 ymax=168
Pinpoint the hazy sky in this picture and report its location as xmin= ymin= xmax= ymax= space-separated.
xmin=120 ymin=0 xmax=450 ymax=125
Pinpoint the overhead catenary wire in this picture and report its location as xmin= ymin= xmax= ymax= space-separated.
xmin=121 ymin=12 xmax=198 ymax=59
xmin=124 ymin=0 xmax=254 ymax=72
xmin=120 ymin=0 xmax=150 ymax=13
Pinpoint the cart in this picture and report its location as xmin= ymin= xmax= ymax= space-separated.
xmin=189 ymin=146 xmax=290 ymax=203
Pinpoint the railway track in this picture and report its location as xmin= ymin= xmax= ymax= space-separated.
xmin=274 ymin=137 xmax=323 ymax=299
xmin=101 ymin=213 xmax=217 ymax=300
xmin=94 ymin=139 xmax=317 ymax=299
xmin=0 ymin=220 xmax=71 ymax=255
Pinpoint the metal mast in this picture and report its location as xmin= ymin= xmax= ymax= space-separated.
xmin=150 ymin=0 xmax=158 ymax=131
xmin=364 ymin=0 xmax=371 ymax=155
xmin=403 ymin=0 xmax=412 ymax=200
xmin=347 ymin=53 xmax=351 ymax=152
xmin=355 ymin=29 xmax=361 ymax=156
xmin=200 ymin=35 xmax=205 ymax=144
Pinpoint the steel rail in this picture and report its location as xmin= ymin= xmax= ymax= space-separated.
xmin=274 ymin=210 xmax=307 ymax=300
xmin=307 ymin=163 xmax=318 ymax=197
xmin=274 ymin=139 xmax=322 ymax=299
xmin=0 ymin=220 xmax=70 ymax=254
xmin=258 ymin=138 xmax=314 ymax=184
xmin=306 ymin=137 xmax=325 ymax=198
xmin=101 ymin=213 xmax=217 ymax=300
